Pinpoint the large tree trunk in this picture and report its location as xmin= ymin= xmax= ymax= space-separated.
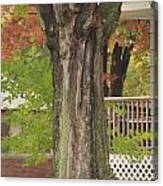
xmin=39 ymin=3 xmax=121 ymax=179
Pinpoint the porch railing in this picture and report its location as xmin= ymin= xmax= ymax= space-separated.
xmin=104 ymin=96 xmax=157 ymax=151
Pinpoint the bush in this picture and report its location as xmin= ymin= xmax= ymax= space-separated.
xmin=2 ymin=46 xmax=53 ymax=165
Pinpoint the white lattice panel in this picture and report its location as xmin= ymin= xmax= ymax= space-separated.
xmin=109 ymin=154 xmax=158 ymax=181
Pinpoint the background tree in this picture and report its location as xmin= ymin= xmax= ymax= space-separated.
xmin=110 ymin=41 xmax=133 ymax=96
xmin=1 ymin=5 xmax=44 ymax=60
xmin=1 ymin=5 xmax=53 ymax=166
xmin=104 ymin=19 xmax=150 ymax=97
xmin=39 ymin=3 xmax=121 ymax=179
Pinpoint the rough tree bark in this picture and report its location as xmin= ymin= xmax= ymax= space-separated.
xmin=39 ymin=3 xmax=121 ymax=179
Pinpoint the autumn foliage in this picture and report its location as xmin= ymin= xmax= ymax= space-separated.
xmin=1 ymin=5 xmax=44 ymax=60
xmin=108 ymin=19 xmax=150 ymax=54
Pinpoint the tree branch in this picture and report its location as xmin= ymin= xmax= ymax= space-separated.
xmin=96 ymin=2 xmax=122 ymax=39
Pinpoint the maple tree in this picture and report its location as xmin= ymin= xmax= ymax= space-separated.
xmin=1 ymin=5 xmax=44 ymax=60
xmin=109 ymin=19 xmax=150 ymax=54
xmin=1 ymin=5 xmax=52 ymax=165
xmin=103 ymin=19 xmax=150 ymax=96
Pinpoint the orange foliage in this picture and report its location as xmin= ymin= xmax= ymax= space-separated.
xmin=108 ymin=19 xmax=150 ymax=54
xmin=102 ymin=73 xmax=118 ymax=82
xmin=1 ymin=5 xmax=45 ymax=60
